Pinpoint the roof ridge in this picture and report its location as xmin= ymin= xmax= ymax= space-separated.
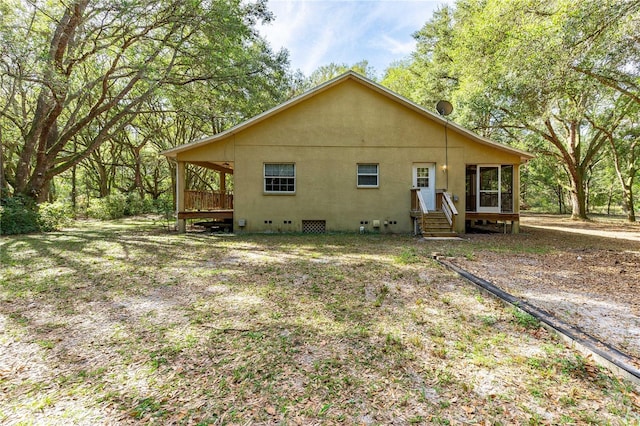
xmin=161 ymin=72 xmax=533 ymax=161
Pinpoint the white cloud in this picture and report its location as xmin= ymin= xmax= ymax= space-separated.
xmin=375 ymin=34 xmax=416 ymax=56
xmin=258 ymin=0 xmax=453 ymax=76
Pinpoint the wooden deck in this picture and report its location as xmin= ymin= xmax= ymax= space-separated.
xmin=185 ymin=190 xmax=233 ymax=210
xmin=412 ymin=211 xmax=519 ymax=222
xmin=465 ymin=212 xmax=520 ymax=222
xmin=179 ymin=189 xmax=234 ymax=221
xmin=178 ymin=210 xmax=233 ymax=220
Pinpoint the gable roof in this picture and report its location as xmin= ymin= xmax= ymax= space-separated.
xmin=161 ymin=71 xmax=534 ymax=161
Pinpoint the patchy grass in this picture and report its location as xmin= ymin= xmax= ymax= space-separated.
xmin=0 ymin=218 xmax=639 ymax=425
xmin=442 ymin=214 xmax=640 ymax=360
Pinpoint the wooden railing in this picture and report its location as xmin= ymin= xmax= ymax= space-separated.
xmin=185 ymin=190 xmax=233 ymax=211
xmin=441 ymin=191 xmax=458 ymax=229
xmin=411 ymin=188 xmax=429 ymax=235
xmin=411 ymin=188 xmax=458 ymax=235
xmin=410 ymin=188 xmax=429 ymax=214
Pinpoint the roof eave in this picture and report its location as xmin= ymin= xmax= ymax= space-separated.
xmin=345 ymin=73 xmax=535 ymax=161
xmin=160 ymin=73 xmax=358 ymax=158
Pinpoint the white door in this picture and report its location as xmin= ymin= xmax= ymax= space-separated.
xmin=477 ymin=165 xmax=501 ymax=213
xmin=413 ymin=163 xmax=436 ymax=211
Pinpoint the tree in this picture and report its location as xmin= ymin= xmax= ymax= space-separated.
xmin=566 ymin=1 xmax=640 ymax=221
xmin=594 ymin=100 xmax=640 ymax=221
xmin=404 ymin=0 xmax=639 ymax=219
xmin=0 ymin=0 xmax=289 ymax=202
xmin=388 ymin=7 xmax=457 ymax=110
xmin=299 ymin=60 xmax=377 ymax=93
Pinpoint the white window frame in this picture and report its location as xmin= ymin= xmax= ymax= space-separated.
xmin=264 ymin=163 xmax=296 ymax=194
xmin=476 ymin=164 xmax=501 ymax=213
xmin=357 ymin=163 xmax=379 ymax=188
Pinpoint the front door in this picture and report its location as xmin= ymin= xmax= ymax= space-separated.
xmin=477 ymin=165 xmax=501 ymax=213
xmin=413 ymin=163 xmax=436 ymax=211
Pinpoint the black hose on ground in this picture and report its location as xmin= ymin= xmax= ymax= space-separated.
xmin=434 ymin=256 xmax=640 ymax=387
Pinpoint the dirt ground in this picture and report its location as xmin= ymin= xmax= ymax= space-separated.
xmin=450 ymin=214 xmax=640 ymax=363
xmin=2 ymin=217 xmax=640 ymax=424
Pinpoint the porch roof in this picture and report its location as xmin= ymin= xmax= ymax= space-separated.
xmin=190 ymin=161 xmax=233 ymax=174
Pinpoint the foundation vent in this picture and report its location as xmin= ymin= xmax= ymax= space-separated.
xmin=302 ymin=220 xmax=326 ymax=234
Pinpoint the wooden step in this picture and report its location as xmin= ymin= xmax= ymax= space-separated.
xmin=420 ymin=210 xmax=455 ymax=236
xmin=423 ymin=219 xmax=451 ymax=227
xmin=422 ymin=231 xmax=458 ymax=238
xmin=423 ymin=226 xmax=452 ymax=231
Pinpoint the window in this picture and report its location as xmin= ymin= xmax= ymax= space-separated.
xmin=416 ymin=167 xmax=430 ymax=188
xmin=357 ymin=164 xmax=379 ymax=187
xmin=501 ymin=165 xmax=514 ymax=213
xmin=478 ymin=166 xmax=500 ymax=211
xmin=467 ymin=164 xmax=514 ymax=213
xmin=264 ymin=163 xmax=295 ymax=193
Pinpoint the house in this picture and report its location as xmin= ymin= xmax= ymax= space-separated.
xmin=161 ymin=72 xmax=533 ymax=235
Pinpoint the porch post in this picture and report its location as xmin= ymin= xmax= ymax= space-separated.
xmin=512 ymin=164 xmax=521 ymax=234
xmin=220 ymin=172 xmax=226 ymax=209
xmin=176 ymin=161 xmax=186 ymax=233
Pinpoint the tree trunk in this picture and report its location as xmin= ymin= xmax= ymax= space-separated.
xmin=132 ymin=147 xmax=145 ymax=199
xmin=607 ymin=133 xmax=637 ymax=223
xmin=13 ymin=1 xmax=89 ymax=201
xmin=606 ymin=179 xmax=615 ymax=216
xmin=97 ymin=162 xmax=110 ymax=198
xmin=557 ymin=184 xmax=564 ymax=214
xmin=622 ymin=179 xmax=636 ymax=222
xmin=542 ymin=119 xmax=592 ymax=220
xmin=71 ymin=139 xmax=77 ymax=216
xmin=569 ymin=177 xmax=588 ymax=220
xmin=33 ymin=174 xmax=53 ymax=203
xmin=71 ymin=164 xmax=77 ymax=215
xmin=0 ymin=127 xmax=5 ymax=197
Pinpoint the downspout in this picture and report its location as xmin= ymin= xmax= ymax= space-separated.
xmin=444 ymin=121 xmax=449 ymax=190
xmin=436 ymin=100 xmax=453 ymax=191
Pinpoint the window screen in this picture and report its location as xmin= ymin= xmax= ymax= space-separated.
xmin=357 ymin=164 xmax=379 ymax=187
xmin=264 ymin=163 xmax=295 ymax=193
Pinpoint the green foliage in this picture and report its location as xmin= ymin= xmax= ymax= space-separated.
xmin=1 ymin=0 xmax=292 ymax=203
xmin=395 ymin=247 xmax=421 ymax=264
xmin=395 ymin=0 xmax=640 ymax=220
xmin=86 ymin=193 xmax=171 ymax=220
xmin=512 ymin=307 xmax=540 ymax=329
xmin=87 ymin=194 xmax=128 ymax=220
xmin=152 ymin=196 xmax=174 ymax=217
xmin=300 ymin=60 xmax=377 ymax=93
xmin=390 ymin=6 xmax=456 ymax=110
xmin=131 ymin=397 xmax=165 ymax=420
xmin=124 ymin=193 xmax=154 ymax=216
xmin=0 ymin=197 xmax=70 ymax=234
xmin=37 ymin=201 xmax=71 ymax=232
xmin=0 ymin=195 xmax=40 ymax=235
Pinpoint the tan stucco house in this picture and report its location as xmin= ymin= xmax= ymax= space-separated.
xmin=161 ymin=71 xmax=533 ymax=235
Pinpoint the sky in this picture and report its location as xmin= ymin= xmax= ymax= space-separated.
xmin=257 ymin=0 xmax=454 ymax=78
